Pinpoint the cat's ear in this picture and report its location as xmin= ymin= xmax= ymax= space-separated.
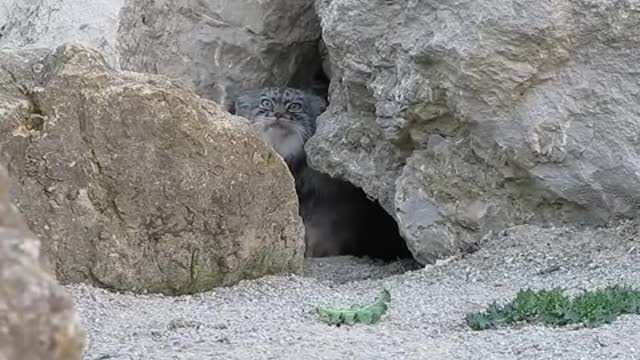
xmin=233 ymin=89 xmax=262 ymax=119
xmin=305 ymin=94 xmax=328 ymax=118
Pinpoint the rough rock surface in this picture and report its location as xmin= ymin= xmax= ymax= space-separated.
xmin=0 ymin=165 xmax=85 ymax=360
xmin=0 ymin=0 xmax=124 ymax=68
xmin=308 ymin=0 xmax=640 ymax=264
xmin=119 ymin=0 xmax=322 ymax=108
xmin=0 ymin=0 xmax=322 ymax=108
xmin=0 ymin=44 xmax=304 ymax=295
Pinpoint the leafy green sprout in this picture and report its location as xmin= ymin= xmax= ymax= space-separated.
xmin=317 ymin=289 xmax=391 ymax=326
xmin=467 ymin=285 xmax=640 ymax=330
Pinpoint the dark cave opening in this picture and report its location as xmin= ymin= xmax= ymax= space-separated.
xmin=290 ymin=41 xmax=412 ymax=262
xmin=330 ymin=181 xmax=414 ymax=262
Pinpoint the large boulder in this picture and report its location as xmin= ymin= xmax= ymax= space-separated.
xmin=118 ymin=0 xmax=323 ymax=107
xmin=0 ymin=164 xmax=85 ymax=360
xmin=0 ymin=44 xmax=304 ymax=295
xmin=0 ymin=0 xmax=322 ymax=108
xmin=308 ymin=0 xmax=640 ymax=264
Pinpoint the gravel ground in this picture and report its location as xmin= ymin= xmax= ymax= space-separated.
xmin=70 ymin=222 xmax=640 ymax=360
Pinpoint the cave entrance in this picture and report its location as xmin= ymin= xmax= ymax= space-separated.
xmin=287 ymin=41 xmax=413 ymax=263
xmin=230 ymin=37 xmax=415 ymax=264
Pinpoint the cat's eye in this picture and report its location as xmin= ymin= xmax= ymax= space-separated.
xmin=260 ymin=99 xmax=273 ymax=109
xmin=287 ymin=102 xmax=303 ymax=112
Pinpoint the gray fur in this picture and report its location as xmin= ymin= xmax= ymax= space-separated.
xmin=234 ymin=87 xmax=410 ymax=260
xmin=234 ymin=88 xmax=323 ymax=168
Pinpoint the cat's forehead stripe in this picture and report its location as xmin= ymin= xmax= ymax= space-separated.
xmin=260 ymin=88 xmax=304 ymax=103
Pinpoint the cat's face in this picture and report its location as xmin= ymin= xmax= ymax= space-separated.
xmin=235 ymin=88 xmax=325 ymax=164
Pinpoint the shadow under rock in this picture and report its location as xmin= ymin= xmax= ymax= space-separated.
xmin=302 ymin=256 xmax=422 ymax=284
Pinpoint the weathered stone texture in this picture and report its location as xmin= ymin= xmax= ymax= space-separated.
xmin=0 ymin=0 xmax=323 ymax=108
xmin=308 ymin=0 xmax=640 ymax=264
xmin=0 ymin=165 xmax=85 ymax=360
xmin=0 ymin=0 xmax=124 ymax=68
xmin=0 ymin=44 xmax=304 ymax=295
xmin=118 ymin=0 xmax=322 ymax=108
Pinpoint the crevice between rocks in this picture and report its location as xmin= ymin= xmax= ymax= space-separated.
xmin=274 ymin=37 xmax=414 ymax=263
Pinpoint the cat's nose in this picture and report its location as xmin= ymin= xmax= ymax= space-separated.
xmin=274 ymin=112 xmax=284 ymax=118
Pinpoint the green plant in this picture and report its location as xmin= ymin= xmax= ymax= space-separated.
xmin=467 ymin=285 xmax=640 ymax=330
xmin=317 ymin=289 xmax=391 ymax=325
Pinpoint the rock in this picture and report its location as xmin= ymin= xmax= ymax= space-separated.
xmin=308 ymin=0 xmax=640 ymax=264
xmin=0 ymin=0 xmax=124 ymax=68
xmin=0 ymin=165 xmax=85 ymax=360
xmin=0 ymin=0 xmax=322 ymax=108
xmin=119 ymin=0 xmax=322 ymax=108
xmin=0 ymin=44 xmax=304 ymax=295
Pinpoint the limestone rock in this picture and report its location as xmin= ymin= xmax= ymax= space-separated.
xmin=0 ymin=165 xmax=85 ymax=360
xmin=0 ymin=0 xmax=124 ymax=68
xmin=0 ymin=44 xmax=304 ymax=295
xmin=308 ymin=0 xmax=640 ymax=264
xmin=119 ymin=0 xmax=322 ymax=108
xmin=0 ymin=0 xmax=322 ymax=108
